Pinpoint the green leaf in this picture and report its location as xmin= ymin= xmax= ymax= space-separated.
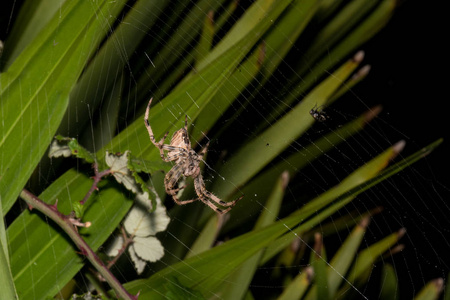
xmin=218 ymin=172 xmax=288 ymax=300
xmin=195 ymin=0 xmax=290 ymax=71
xmin=0 ymin=235 xmax=18 ymax=299
xmin=213 ymin=52 xmax=364 ymax=199
xmin=414 ymin=279 xmax=444 ymax=300
xmin=185 ymin=214 xmax=221 ymax=259
xmin=380 ymin=264 xmax=399 ymax=300
xmin=164 ymin=277 xmax=206 ymax=300
xmin=0 ymin=0 xmax=64 ymax=67
xmin=134 ymin=0 xmax=227 ymax=98
xmin=268 ymin=0 xmax=394 ymax=123
xmin=49 ymin=136 xmax=96 ymax=163
xmin=8 ymin=170 xmax=133 ymax=299
xmin=309 ymin=237 xmax=329 ymax=300
xmin=124 ymin=140 xmax=439 ymax=298
xmin=220 ymin=107 xmax=381 ymax=228
xmin=305 ymin=217 xmax=370 ymax=299
xmin=260 ymin=139 xmax=441 ymax=266
xmin=277 ymin=268 xmax=312 ymax=300
xmin=124 ymin=212 xmax=312 ymax=298
xmin=190 ymin=43 xmax=265 ymax=143
xmin=0 ymin=0 xmax=127 ymax=215
xmin=7 ymin=1 xmax=288 ymax=296
xmin=195 ymin=11 xmax=215 ymax=68
xmin=62 ymin=0 xmax=170 ymax=142
xmin=343 ymin=228 xmax=406 ymax=290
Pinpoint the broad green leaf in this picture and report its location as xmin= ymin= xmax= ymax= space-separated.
xmin=0 ymin=0 xmax=64 ymax=67
xmin=134 ymin=0 xmax=226 ymax=98
xmin=185 ymin=214 xmax=221 ymax=259
xmin=163 ymin=277 xmax=206 ymax=300
xmin=190 ymin=43 xmax=265 ymax=143
xmin=0 ymin=0 xmax=127 ymax=216
xmin=62 ymin=0 xmax=170 ymax=143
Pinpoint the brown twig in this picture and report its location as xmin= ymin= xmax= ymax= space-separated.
xmin=20 ymin=189 xmax=138 ymax=300
xmin=80 ymin=163 xmax=111 ymax=205
xmin=106 ymin=227 xmax=134 ymax=270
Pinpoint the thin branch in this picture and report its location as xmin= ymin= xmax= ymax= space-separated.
xmin=106 ymin=227 xmax=134 ymax=270
xmin=20 ymin=189 xmax=138 ymax=300
xmin=80 ymin=163 xmax=111 ymax=205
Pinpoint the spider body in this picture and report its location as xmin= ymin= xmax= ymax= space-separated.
xmin=309 ymin=104 xmax=329 ymax=122
xmin=144 ymin=98 xmax=242 ymax=214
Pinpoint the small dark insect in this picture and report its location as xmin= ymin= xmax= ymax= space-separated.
xmin=309 ymin=104 xmax=329 ymax=122
xmin=144 ymin=98 xmax=243 ymax=214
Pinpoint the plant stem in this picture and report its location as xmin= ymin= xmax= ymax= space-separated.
xmin=80 ymin=163 xmax=111 ymax=205
xmin=20 ymin=189 xmax=138 ymax=300
xmin=106 ymin=227 xmax=134 ymax=269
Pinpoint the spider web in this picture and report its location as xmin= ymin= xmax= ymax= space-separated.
xmin=1 ymin=0 xmax=449 ymax=299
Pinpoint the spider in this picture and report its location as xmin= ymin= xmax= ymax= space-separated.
xmin=144 ymin=98 xmax=243 ymax=214
xmin=309 ymin=104 xmax=329 ymax=122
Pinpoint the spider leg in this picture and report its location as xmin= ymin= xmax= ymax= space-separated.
xmin=164 ymin=163 xmax=184 ymax=195
xmin=198 ymin=141 xmax=210 ymax=158
xmin=144 ymin=98 xmax=159 ymax=146
xmin=145 ymin=98 xmax=188 ymax=162
xmin=164 ymin=162 xmax=198 ymax=206
xmin=171 ymin=195 xmax=197 ymax=205
xmin=193 ymin=176 xmax=242 ymax=214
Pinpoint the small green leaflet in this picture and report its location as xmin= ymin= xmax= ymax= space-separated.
xmin=49 ymin=136 xmax=96 ymax=163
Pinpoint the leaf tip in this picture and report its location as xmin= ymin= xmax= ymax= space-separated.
xmin=352 ymin=50 xmax=365 ymax=63
xmin=432 ymin=278 xmax=445 ymax=292
xmin=363 ymin=105 xmax=382 ymax=124
xmin=397 ymin=227 xmax=406 ymax=239
xmin=359 ymin=215 xmax=371 ymax=229
xmin=392 ymin=140 xmax=406 ymax=157
xmin=281 ymin=170 xmax=290 ymax=189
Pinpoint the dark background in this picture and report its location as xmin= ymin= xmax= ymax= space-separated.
xmin=1 ymin=0 xmax=448 ymax=298
xmin=336 ymin=1 xmax=450 ymax=297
